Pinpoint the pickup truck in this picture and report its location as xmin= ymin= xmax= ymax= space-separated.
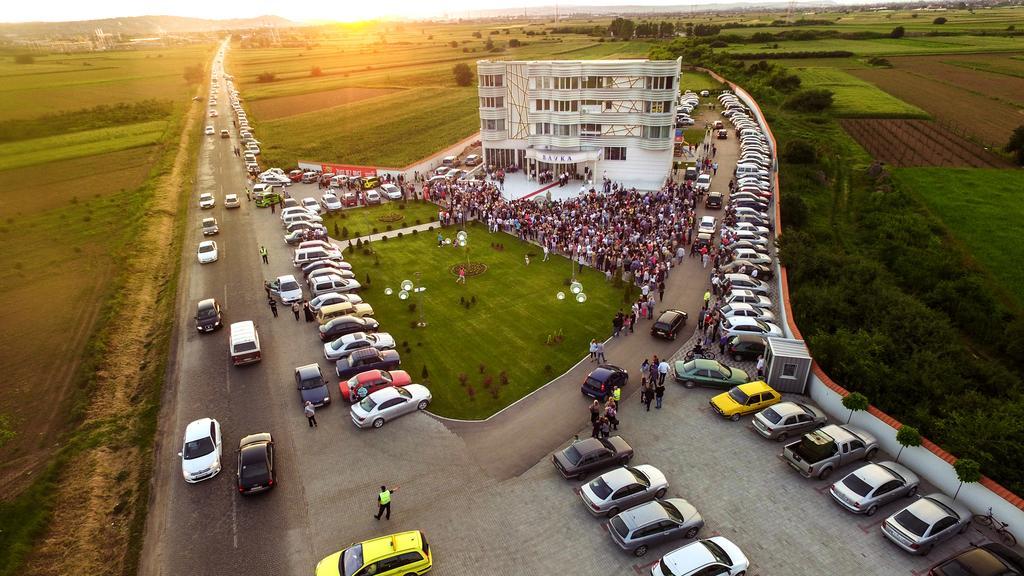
xmin=781 ymin=424 xmax=878 ymax=480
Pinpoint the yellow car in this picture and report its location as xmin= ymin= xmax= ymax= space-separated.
xmin=709 ymin=381 xmax=781 ymax=421
xmin=315 ymin=530 xmax=432 ymax=576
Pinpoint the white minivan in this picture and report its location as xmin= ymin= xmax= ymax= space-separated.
xmin=229 ymin=321 xmax=261 ymax=366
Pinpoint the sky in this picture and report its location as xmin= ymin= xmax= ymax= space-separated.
xmin=1 ymin=0 xmax=792 ymax=24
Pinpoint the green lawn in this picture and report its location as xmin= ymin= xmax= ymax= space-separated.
xmin=0 ymin=120 xmax=168 ymax=171
xmin=343 ymin=222 xmax=623 ymax=419
xmin=679 ymin=70 xmax=726 ymax=92
xmin=791 ymin=67 xmax=928 ymax=118
xmin=321 ymin=200 xmax=440 ymax=239
xmin=891 ymin=167 xmax=1024 ymax=306
xmin=721 ymin=35 xmax=1024 ymax=56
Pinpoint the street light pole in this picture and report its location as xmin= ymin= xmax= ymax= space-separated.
xmin=415 ymin=271 xmax=426 ymax=328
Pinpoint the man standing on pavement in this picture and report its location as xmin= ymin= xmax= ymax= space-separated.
xmin=291 ymin=302 xmax=301 ymax=321
xmin=596 ymin=341 xmax=606 ymax=364
xmin=304 ymin=401 xmax=317 ymax=428
xmin=268 ymin=298 xmax=278 ymax=318
xmin=658 ymin=359 xmax=670 ymax=386
xmin=655 ymin=379 xmax=666 ymax=409
xmin=375 ymin=486 xmax=398 ymax=520
xmin=260 ymin=245 xmax=268 ymax=264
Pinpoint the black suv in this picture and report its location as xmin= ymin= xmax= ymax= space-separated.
xmin=581 ymin=365 xmax=628 ymax=402
xmin=335 ymin=348 xmax=401 ymax=379
xmin=195 ymin=298 xmax=222 ymax=332
xmin=727 ymin=334 xmax=767 ymax=361
xmin=704 ymin=191 xmax=723 ymax=209
xmin=295 ymin=363 xmax=330 ymax=407
xmin=651 ymin=309 xmax=688 ymax=340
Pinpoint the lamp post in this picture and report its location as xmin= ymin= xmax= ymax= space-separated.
xmin=557 ymin=280 xmax=587 ymax=304
xmin=387 ymin=274 xmax=428 ymax=328
xmin=457 ymin=230 xmax=469 ymax=280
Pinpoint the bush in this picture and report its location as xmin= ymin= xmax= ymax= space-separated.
xmin=452 ymin=62 xmax=473 ymax=86
xmin=782 ymin=140 xmax=817 ymax=164
xmin=782 ymin=88 xmax=834 ymax=112
xmin=709 ymin=40 xmax=728 ymax=48
xmin=933 ymin=17 xmax=947 ymax=24
xmin=1004 ymin=125 xmax=1024 ymax=166
xmin=257 ymin=71 xmax=276 ymax=83
xmin=310 ymin=66 xmax=323 ymax=76
xmin=14 ymin=54 xmax=34 ymax=64
xmin=867 ymin=56 xmax=891 ymax=67
xmin=183 ymin=64 xmax=203 ymax=83
xmin=890 ymin=26 xmax=905 ymax=39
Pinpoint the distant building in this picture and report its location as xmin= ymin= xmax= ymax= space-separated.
xmin=476 ymin=57 xmax=682 ymax=189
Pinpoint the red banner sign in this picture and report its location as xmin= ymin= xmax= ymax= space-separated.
xmin=319 ymin=163 xmax=377 ymax=177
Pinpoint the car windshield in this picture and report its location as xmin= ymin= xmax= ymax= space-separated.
xmin=702 ymin=539 xmax=732 ymax=565
xmin=299 ymin=375 xmax=322 ymax=390
xmin=280 ymin=281 xmax=300 ymax=291
xmin=562 ymin=445 xmax=583 ymax=466
xmin=396 ymin=387 xmax=412 ymax=399
xmin=894 ymin=510 xmax=930 ymax=537
xmin=761 ymin=407 xmax=783 ymax=424
xmin=627 ymin=467 xmax=650 ymax=487
xmin=728 ymin=387 xmax=749 ymax=405
xmin=198 ymin=306 xmax=217 ymax=319
xmin=199 ymin=244 xmax=214 ymax=253
xmin=358 ymin=396 xmax=377 ymax=412
xmin=842 ymin=473 xmax=874 ymax=497
xmin=183 ymin=437 xmax=214 ymax=459
xmin=658 ymin=559 xmax=680 ymax=576
xmin=609 ymin=516 xmax=630 ymax=539
xmin=755 ymin=320 xmax=770 ymax=331
xmin=240 ymin=453 xmax=268 ymax=481
xmin=660 ymin=501 xmax=684 ymax=522
xmin=588 ymin=477 xmax=612 ymax=500
xmin=341 ymin=544 xmax=363 ymax=576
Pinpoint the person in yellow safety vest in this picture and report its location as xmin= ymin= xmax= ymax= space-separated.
xmin=703 ymin=290 xmax=711 ymax=307
xmin=612 ymin=386 xmax=621 ymax=406
xmin=260 ymin=245 xmax=268 ymax=265
xmin=374 ymin=485 xmax=398 ymax=520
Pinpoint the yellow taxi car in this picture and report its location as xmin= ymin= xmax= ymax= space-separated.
xmin=709 ymin=381 xmax=781 ymax=421
xmin=315 ymin=530 xmax=432 ymax=576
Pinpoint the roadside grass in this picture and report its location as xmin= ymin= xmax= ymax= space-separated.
xmin=0 ymin=120 xmax=168 ymax=171
xmin=682 ymin=128 xmax=706 ymax=146
xmin=320 ymin=200 xmax=440 ymax=239
xmin=259 ymin=87 xmax=479 ymax=168
xmin=890 ymin=167 xmax=1024 ymax=307
xmin=680 ymin=70 xmax=727 ymax=92
xmin=790 ymin=67 xmax=928 ymax=117
xmin=343 ymin=222 xmax=622 ymax=419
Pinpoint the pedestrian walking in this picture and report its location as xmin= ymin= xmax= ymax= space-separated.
xmin=589 ymin=339 xmax=598 ymax=362
xmin=374 ymin=486 xmax=398 ymax=520
xmin=303 ymin=300 xmax=315 ymax=322
xmin=264 ymin=281 xmax=272 ymax=299
xmin=703 ymin=290 xmax=711 ymax=308
xmin=641 ymin=384 xmax=653 ymax=412
xmin=260 ymin=245 xmax=268 ymax=264
xmin=611 ymin=385 xmax=621 ymax=407
xmin=245 ymin=189 xmax=251 ymax=201
xmin=456 ymin=265 xmax=466 ymax=284
xmin=268 ymin=298 xmax=278 ymax=317
xmin=658 ymin=281 xmax=665 ymax=302
xmin=649 ymin=356 xmax=660 ymax=384
xmin=592 ymin=415 xmax=602 ymax=438
xmin=596 ymin=341 xmax=606 ymax=364
xmin=543 ymin=245 xmax=549 ymax=261
xmin=658 ymin=360 xmax=670 ymax=386
xmin=291 ymin=302 xmax=301 ymax=321
xmin=719 ymin=333 xmax=729 ymax=355
xmin=524 ymin=254 xmax=530 ymax=266
xmin=304 ymin=401 xmax=317 ymax=427
xmin=590 ymin=399 xmax=601 ymax=424
xmin=599 ymin=416 xmax=611 ymax=439
xmin=605 ymin=403 xmax=619 ymax=430
xmin=655 ymin=380 xmax=665 ymax=409
xmin=640 ymin=358 xmax=650 ymax=378
xmin=270 ymin=202 xmax=275 ymax=214
xmin=623 ymin=314 xmax=632 ymax=335
xmin=756 ymin=355 xmax=766 ymax=379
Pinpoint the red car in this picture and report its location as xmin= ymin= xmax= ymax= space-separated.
xmin=342 ymin=191 xmax=359 ymax=207
xmin=340 ymin=369 xmax=412 ymax=402
xmin=288 ymin=169 xmax=304 ymax=182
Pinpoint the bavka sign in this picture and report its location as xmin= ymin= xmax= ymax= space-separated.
xmin=540 ymin=153 xmax=578 ymax=163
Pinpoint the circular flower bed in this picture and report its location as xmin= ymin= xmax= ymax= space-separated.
xmin=377 ymin=213 xmax=405 ymax=223
xmin=449 ymin=262 xmax=487 ymax=277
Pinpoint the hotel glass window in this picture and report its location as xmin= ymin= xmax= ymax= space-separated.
xmin=643 ymin=125 xmax=670 ymax=139
xmin=481 ymin=74 xmax=505 ymax=87
xmin=535 ymin=99 xmax=551 ymax=111
xmin=482 ymin=118 xmax=506 ymax=131
xmin=554 ymin=100 xmax=578 ymax=112
xmin=604 ymin=100 xmax=614 ymax=111
xmin=553 ymin=124 xmax=577 ymax=136
xmin=604 ymin=147 xmax=627 ymax=161
xmin=582 ymin=76 xmax=608 ymax=89
xmin=536 ymin=76 xmax=554 ymax=89
xmin=556 ymin=76 xmax=579 ymax=90
xmin=480 ymin=96 xmax=504 ymax=108
xmin=534 ymin=123 xmax=552 ymax=135
xmin=644 ymin=101 xmax=672 ymax=113
xmin=645 ymin=76 xmax=674 ymax=90
xmin=581 ymin=123 xmax=602 ymax=136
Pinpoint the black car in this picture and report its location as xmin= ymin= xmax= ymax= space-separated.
xmin=927 ymin=542 xmax=1024 ymax=576
xmin=318 ymin=316 xmax=379 ymax=341
xmin=335 ymin=348 xmax=401 ymax=379
xmin=581 ymin=364 xmax=628 ymax=401
xmin=237 ymin=433 xmax=275 ymax=495
xmin=704 ymin=192 xmax=723 ymax=209
xmin=726 ymin=334 xmax=767 ymax=361
xmin=731 ymin=199 xmax=769 ymax=212
xmin=195 ymin=298 xmax=222 ymax=332
xmin=651 ymin=309 xmax=688 ymax=340
xmin=552 ymin=436 xmax=634 ymax=480
xmin=295 ymin=363 xmax=330 ymax=407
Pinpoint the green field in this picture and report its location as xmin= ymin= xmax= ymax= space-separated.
xmin=321 ymin=200 xmax=440 ymax=238
xmin=679 ymin=70 xmax=726 ymax=92
xmin=891 ymin=167 xmax=1024 ymax=306
xmin=791 ymin=67 xmax=928 ymax=117
xmin=721 ymin=35 xmax=1024 ymax=56
xmin=0 ymin=120 xmax=168 ymax=171
xmin=344 ymin=222 xmax=621 ymax=419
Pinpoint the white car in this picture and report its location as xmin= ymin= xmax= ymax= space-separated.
xmin=301 ymin=197 xmax=322 ymax=215
xmin=725 ymin=289 xmax=772 ymax=309
xmin=365 ymin=189 xmax=382 ymax=204
xmin=199 ymin=193 xmax=215 ymax=209
xmin=271 ymin=274 xmax=303 ymax=304
xmin=296 ymin=240 xmax=341 ymax=254
xmin=308 ymin=292 xmax=363 ymax=313
xmin=380 ymin=183 xmax=402 ymax=200
xmin=321 ymin=192 xmax=342 ymax=212
xmin=209 ymin=110 xmax=218 ymax=117
xmin=698 ymin=216 xmax=717 ymax=235
xmin=323 ymin=331 xmax=397 ymax=361
xmin=280 ymin=206 xmax=316 ymax=220
xmin=260 ymin=173 xmax=291 ymax=186
xmin=699 ymin=90 xmax=710 ymax=97
xmin=719 ymin=302 xmax=776 ymax=323
xmin=694 ymin=174 xmax=712 ymax=192
xmin=179 ymin=418 xmax=222 ymax=483
xmin=197 ymin=240 xmax=218 ymax=264
xmin=464 ymin=154 xmax=480 ymax=166
xmin=204 ymin=125 xmax=215 ymax=135
xmin=652 ymin=537 xmax=749 ymax=576
xmin=259 ymin=168 xmax=287 ymax=178
xmin=350 ymin=384 xmax=432 ymax=429
xmin=720 ymin=316 xmax=783 ymax=338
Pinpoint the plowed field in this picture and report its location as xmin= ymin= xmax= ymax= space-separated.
xmin=841 ymin=119 xmax=1011 ymax=168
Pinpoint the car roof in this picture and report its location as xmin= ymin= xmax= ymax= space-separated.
xmin=769 ymin=401 xmax=809 ymax=418
xmin=658 ymin=309 xmax=685 ymax=321
xmin=239 ymin=432 xmax=272 ymax=451
xmin=350 ymin=347 xmax=384 ymax=361
xmin=294 ymin=363 xmax=322 ymax=378
xmin=905 ymin=495 xmax=961 ymax=525
xmin=197 ymin=298 xmax=216 ymax=309
xmin=355 ymin=370 xmax=387 ymax=384
xmin=663 ymin=540 xmax=717 ymax=573
xmin=360 ymin=531 xmax=424 ymax=560
xmin=851 ymin=462 xmax=904 ymax=488
xmin=735 ymin=381 xmax=773 ymax=395
xmin=599 ymin=467 xmax=640 ymax=490
xmin=184 ymin=418 xmax=214 ymax=440
xmin=588 ymin=365 xmax=622 ymax=381
xmin=691 ymin=358 xmax=723 ymax=370
xmin=199 ymin=240 xmax=215 ymax=247
xmin=619 ymin=499 xmax=674 ymax=529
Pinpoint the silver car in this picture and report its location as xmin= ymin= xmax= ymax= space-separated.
xmin=830 ymin=461 xmax=920 ymax=516
xmin=350 ymin=384 xmax=431 ymax=429
xmin=752 ymin=401 xmax=827 ymax=442
xmin=608 ymin=498 xmax=703 ymax=557
xmin=881 ymin=493 xmax=971 ymax=555
xmin=580 ymin=465 xmax=669 ymax=518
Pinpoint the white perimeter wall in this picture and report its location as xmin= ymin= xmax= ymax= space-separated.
xmin=600 ymin=146 xmax=672 ymax=190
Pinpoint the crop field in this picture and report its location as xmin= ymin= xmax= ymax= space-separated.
xmin=717 ymin=6 xmax=1024 ymax=35
xmin=245 ymin=87 xmax=403 ymax=120
xmin=679 ymin=70 xmax=726 ymax=92
xmin=841 ymin=119 xmax=1009 ymax=168
xmin=721 ymin=35 xmax=1024 ymax=56
xmin=891 ymin=167 xmax=1024 ymax=306
xmin=791 ymin=67 xmax=927 ymax=117
xmin=0 ymin=120 xmax=168 ymax=171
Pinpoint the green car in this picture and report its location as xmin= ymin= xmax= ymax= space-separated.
xmin=673 ymin=359 xmax=749 ymax=389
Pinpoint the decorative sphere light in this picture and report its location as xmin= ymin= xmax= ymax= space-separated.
xmin=456 ymin=230 xmax=467 ymax=243
xmin=400 ymin=280 xmax=413 ymax=291
xmin=399 ymin=290 xmax=409 ymax=300
xmin=459 ymin=240 xmax=466 ymax=247
xmin=556 ymin=291 xmax=565 ymax=300
xmin=576 ymin=292 xmax=588 ymax=303
xmin=570 ymin=281 xmax=583 ymax=295
xmin=384 ymin=287 xmax=393 ymax=296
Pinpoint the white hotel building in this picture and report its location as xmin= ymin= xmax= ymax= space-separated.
xmin=476 ymin=57 xmax=682 ymax=190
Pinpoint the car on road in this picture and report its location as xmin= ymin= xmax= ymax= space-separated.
xmin=830 ymin=461 xmax=920 ymax=516
xmin=465 ymin=154 xmax=481 ymax=165
xmin=220 ymin=129 xmax=229 ymax=139
xmin=927 ymin=543 xmax=1024 ymax=576
xmin=651 ymin=309 xmax=688 ymax=340
xmin=709 ymin=380 xmax=781 ymax=421
xmin=201 ymin=217 xmax=219 ymax=236
xmin=380 ymin=183 xmax=403 ymax=200
xmin=321 ymin=192 xmax=342 ymax=212
xmin=224 ymin=193 xmax=240 ymax=208
xmin=726 ymin=334 xmax=767 ymax=362
xmin=209 ymin=109 xmax=218 ymax=117
xmin=294 ymin=363 xmax=331 ymax=408
xmin=704 ymin=191 xmax=723 ymax=209
xmin=694 ymin=174 xmax=712 ymax=192
xmin=204 ymin=125 xmax=214 ymax=135
xmin=608 ymin=498 xmax=704 ymax=557
xmin=651 ymin=537 xmax=749 ymax=576
xmin=580 ymin=465 xmax=669 ymax=517
xmin=260 ymin=173 xmax=291 ymax=186
xmin=335 ymin=348 xmax=400 ymax=380
xmin=752 ymin=401 xmax=826 ymax=441
xmin=552 ymin=436 xmax=634 ymax=480
xmin=350 ymin=384 xmax=431 ymax=429
xmin=581 ymin=364 xmax=629 ymax=402
xmin=339 ymin=369 xmax=412 ymax=402
xmin=237 ymin=433 xmax=275 ymax=495
xmin=697 ymin=216 xmax=717 ymax=235
xmin=267 ymin=274 xmax=303 ymax=304
xmin=179 ymin=417 xmax=222 ymax=483
xmin=323 ymin=331 xmax=395 ymax=361
xmin=289 ymin=169 xmax=304 ymax=182
xmin=285 ymin=221 xmax=326 ymax=235
xmin=719 ymin=260 xmax=774 ymax=279
xmin=341 ymin=191 xmax=359 ymax=207
xmin=314 ymin=530 xmax=432 ymax=576
xmin=199 ymin=193 xmax=215 ymax=209
xmin=719 ymin=302 xmax=775 ymax=323
xmin=319 ymin=315 xmax=379 ymax=341
xmin=720 ymin=316 xmax=783 ymax=338
xmin=882 ymin=493 xmax=971 ymax=555
xmin=673 ymin=359 xmax=749 ymax=389
xmin=197 ymin=240 xmax=218 ymax=264
xmin=195 ymin=298 xmax=222 ymax=332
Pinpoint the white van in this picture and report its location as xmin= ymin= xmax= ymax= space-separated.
xmin=229 ymin=321 xmax=261 ymax=366
xmin=736 ymin=163 xmax=769 ymax=178
xmin=293 ymin=247 xmax=331 ymax=267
